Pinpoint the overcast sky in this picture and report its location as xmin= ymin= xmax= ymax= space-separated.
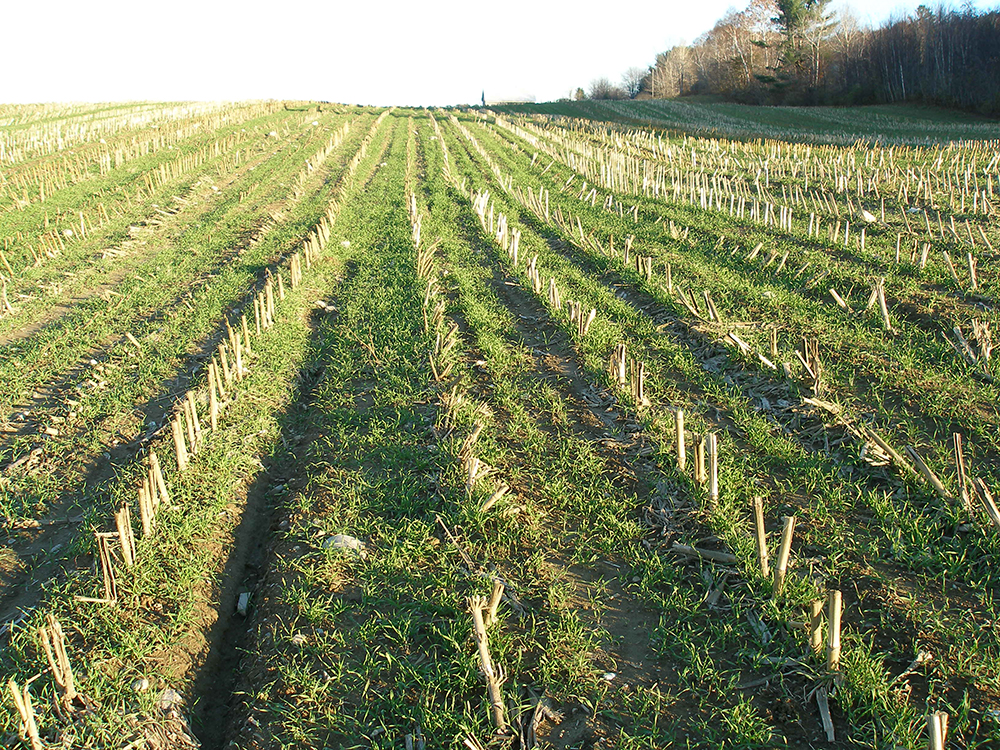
xmin=3 ymin=0 xmax=997 ymax=106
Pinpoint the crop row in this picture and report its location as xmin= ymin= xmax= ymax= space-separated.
xmin=1 ymin=108 xmax=394 ymax=746
xmin=431 ymin=109 xmax=999 ymax=746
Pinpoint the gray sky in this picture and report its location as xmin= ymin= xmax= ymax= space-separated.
xmin=3 ymin=0 xmax=997 ymax=105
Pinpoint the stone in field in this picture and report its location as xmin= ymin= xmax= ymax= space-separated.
xmin=323 ymin=534 xmax=365 ymax=553
xmin=158 ymin=688 xmax=182 ymax=711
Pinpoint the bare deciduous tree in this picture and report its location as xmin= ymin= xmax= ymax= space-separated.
xmin=621 ymin=67 xmax=649 ymax=98
xmin=638 ymin=0 xmax=1000 ymax=112
xmin=588 ymin=78 xmax=626 ymax=100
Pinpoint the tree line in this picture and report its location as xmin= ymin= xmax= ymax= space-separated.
xmin=583 ymin=1 xmax=1000 ymax=114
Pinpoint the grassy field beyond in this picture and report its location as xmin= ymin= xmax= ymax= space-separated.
xmin=489 ymin=98 xmax=1000 ymax=145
